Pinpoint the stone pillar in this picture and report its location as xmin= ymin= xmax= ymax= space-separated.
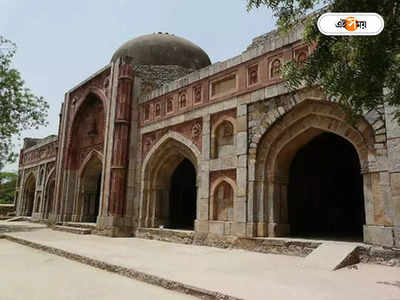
xmin=51 ymin=98 xmax=69 ymax=223
xmin=195 ymin=114 xmax=211 ymax=233
xmin=234 ymin=103 xmax=249 ymax=237
xmin=385 ymin=105 xmax=400 ymax=247
xmin=266 ymin=174 xmax=290 ymax=237
xmin=109 ymin=59 xmax=133 ymax=215
xmin=97 ymin=56 xmax=134 ymax=236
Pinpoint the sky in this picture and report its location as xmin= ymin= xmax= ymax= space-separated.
xmin=1 ymin=0 xmax=276 ymax=171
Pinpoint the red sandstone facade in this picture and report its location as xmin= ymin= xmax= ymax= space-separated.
xmin=15 ymin=29 xmax=400 ymax=247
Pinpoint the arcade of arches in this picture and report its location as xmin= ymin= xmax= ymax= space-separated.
xmin=14 ymin=29 xmax=400 ymax=247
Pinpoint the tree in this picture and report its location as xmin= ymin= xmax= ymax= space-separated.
xmin=247 ymin=0 xmax=400 ymax=121
xmin=0 ymin=36 xmax=49 ymax=170
xmin=0 ymin=172 xmax=17 ymax=204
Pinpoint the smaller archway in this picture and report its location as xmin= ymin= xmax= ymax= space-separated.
xmin=23 ymin=174 xmax=36 ymax=216
xmin=253 ymin=99 xmax=376 ymax=239
xmin=211 ymin=181 xmax=234 ymax=221
xmin=78 ymin=154 xmax=102 ymax=222
xmin=45 ymin=178 xmax=55 ymax=219
xmin=211 ymin=119 xmax=235 ymax=159
xmin=141 ymin=133 xmax=200 ymax=230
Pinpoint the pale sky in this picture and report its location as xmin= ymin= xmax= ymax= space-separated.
xmin=1 ymin=0 xmax=275 ymax=171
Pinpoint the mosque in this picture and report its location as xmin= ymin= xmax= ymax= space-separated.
xmin=14 ymin=25 xmax=400 ymax=248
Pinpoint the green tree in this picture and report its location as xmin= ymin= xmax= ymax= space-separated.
xmin=247 ymin=0 xmax=400 ymax=121
xmin=0 ymin=172 xmax=17 ymax=204
xmin=0 ymin=36 xmax=49 ymax=170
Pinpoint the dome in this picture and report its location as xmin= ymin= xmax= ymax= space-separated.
xmin=111 ymin=33 xmax=211 ymax=70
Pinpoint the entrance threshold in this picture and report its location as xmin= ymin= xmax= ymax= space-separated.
xmin=258 ymin=236 xmax=364 ymax=246
xmin=62 ymin=222 xmax=97 ymax=230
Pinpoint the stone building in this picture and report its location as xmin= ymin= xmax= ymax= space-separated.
xmin=15 ymin=27 xmax=400 ymax=248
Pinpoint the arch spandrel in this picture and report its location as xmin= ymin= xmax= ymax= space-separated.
xmin=142 ymin=131 xmax=201 ymax=179
xmin=254 ymin=100 xmax=376 ymax=180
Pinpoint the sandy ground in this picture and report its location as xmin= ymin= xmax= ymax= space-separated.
xmin=0 ymin=239 xmax=196 ymax=300
xmin=0 ymin=221 xmax=399 ymax=300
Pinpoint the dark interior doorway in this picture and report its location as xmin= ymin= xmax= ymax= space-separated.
xmin=25 ymin=176 xmax=36 ymax=216
xmin=45 ymin=180 xmax=55 ymax=219
xmin=81 ymin=157 xmax=102 ymax=223
xmin=169 ymin=158 xmax=197 ymax=230
xmin=287 ymin=132 xmax=365 ymax=240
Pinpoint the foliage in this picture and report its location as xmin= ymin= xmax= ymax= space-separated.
xmin=0 ymin=172 xmax=17 ymax=204
xmin=0 ymin=36 xmax=49 ymax=170
xmin=247 ymin=0 xmax=400 ymax=121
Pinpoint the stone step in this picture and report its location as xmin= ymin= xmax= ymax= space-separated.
xmin=53 ymin=225 xmax=92 ymax=235
xmin=6 ymin=216 xmax=32 ymax=222
xmin=302 ymin=242 xmax=360 ymax=271
xmin=62 ymin=222 xmax=97 ymax=230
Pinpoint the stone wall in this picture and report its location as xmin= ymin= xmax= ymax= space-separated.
xmin=0 ymin=204 xmax=15 ymax=216
xmin=134 ymin=65 xmax=195 ymax=94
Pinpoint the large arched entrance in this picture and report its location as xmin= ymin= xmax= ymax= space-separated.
xmin=287 ymin=132 xmax=364 ymax=240
xmin=253 ymin=100 xmax=376 ymax=240
xmin=65 ymin=91 xmax=106 ymax=222
xmin=24 ymin=174 xmax=36 ymax=216
xmin=79 ymin=154 xmax=102 ymax=222
xmin=141 ymin=134 xmax=200 ymax=230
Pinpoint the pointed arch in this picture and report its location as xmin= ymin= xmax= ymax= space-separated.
xmin=22 ymin=172 xmax=37 ymax=216
xmin=140 ymin=131 xmax=201 ymax=229
xmin=211 ymin=117 xmax=236 ymax=159
xmin=69 ymin=87 xmax=107 ymax=128
xmin=66 ymin=90 xmax=106 ymax=171
xmin=142 ymin=131 xmax=201 ymax=176
xmin=43 ymin=167 xmax=56 ymax=218
xmin=251 ymin=99 xmax=377 ymax=238
xmin=78 ymin=150 xmax=103 ymax=178
xmin=73 ymin=150 xmax=103 ymax=222
xmin=210 ymin=177 xmax=236 ymax=222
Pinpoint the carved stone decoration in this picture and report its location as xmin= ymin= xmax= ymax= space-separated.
xmin=191 ymin=122 xmax=202 ymax=140
xmin=193 ymin=85 xmax=202 ymax=103
xmin=21 ymin=140 xmax=58 ymax=165
xmin=179 ymin=91 xmax=187 ymax=109
xmin=248 ymin=65 xmax=258 ymax=86
xmin=155 ymin=102 xmax=161 ymax=117
xmin=144 ymin=105 xmax=150 ymax=120
xmin=296 ymin=51 xmax=307 ymax=66
xmin=143 ymin=136 xmax=155 ymax=154
xmin=270 ymin=58 xmax=282 ymax=78
xmin=141 ymin=118 xmax=203 ymax=159
xmin=166 ymin=96 xmax=174 ymax=113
